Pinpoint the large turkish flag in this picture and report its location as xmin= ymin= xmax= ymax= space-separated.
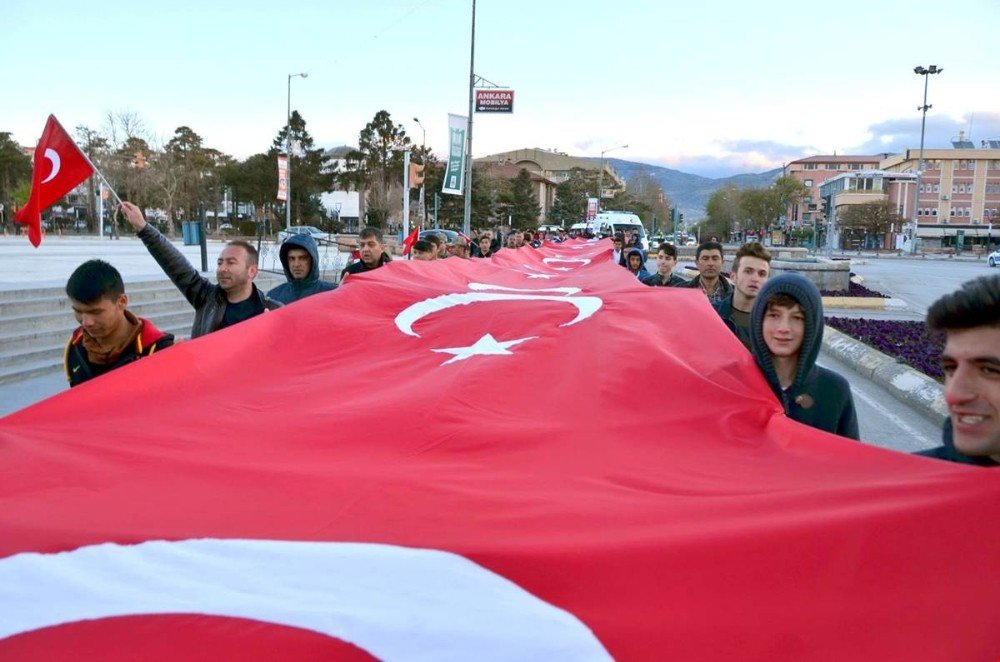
xmin=14 ymin=115 xmax=94 ymax=247
xmin=1 ymin=240 xmax=998 ymax=660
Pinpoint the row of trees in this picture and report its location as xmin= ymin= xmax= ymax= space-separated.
xmin=699 ymin=176 xmax=811 ymax=240
xmin=547 ymin=167 xmax=672 ymax=232
xmin=2 ymin=107 xmax=673 ymax=237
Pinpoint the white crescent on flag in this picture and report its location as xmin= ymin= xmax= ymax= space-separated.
xmin=40 ymin=148 xmax=61 ymax=184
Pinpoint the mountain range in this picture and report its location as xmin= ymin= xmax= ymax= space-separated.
xmin=607 ymin=158 xmax=783 ymax=221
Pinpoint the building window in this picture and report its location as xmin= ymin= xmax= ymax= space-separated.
xmin=950 ymin=208 xmax=957 ymax=216
xmin=931 ymin=208 xmax=938 ymax=216
xmin=965 ymin=207 xmax=972 ymax=217
xmin=952 ymin=185 xmax=958 ymax=194
xmin=826 ymin=163 xmax=839 ymax=170
xmin=804 ymin=163 xmax=817 ymax=170
xmin=933 ymin=183 xmax=940 ymax=192
xmin=802 ymin=213 xmax=812 ymax=221
xmin=804 ymin=179 xmax=813 ymax=187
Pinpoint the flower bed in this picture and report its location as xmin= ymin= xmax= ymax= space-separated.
xmin=825 ymin=316 xmax=944 ymax=380
xmin=820 ymin=276 xmax=888 ymax=299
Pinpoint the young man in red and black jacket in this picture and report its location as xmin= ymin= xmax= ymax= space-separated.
xmin=64 ymin=259 xmax=174 ymax=388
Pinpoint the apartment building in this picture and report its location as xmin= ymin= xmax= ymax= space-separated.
xmin=880 ymin=142 xmax=1000 ymax=249
xmin=783 ymin=155 xmax=884 ymax=229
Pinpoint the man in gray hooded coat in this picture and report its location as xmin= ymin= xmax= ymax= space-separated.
xmin=267 ymin=233 xmax=337 ymax=305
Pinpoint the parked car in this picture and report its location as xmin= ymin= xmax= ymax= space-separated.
xmin=988 ymin=248 xmax=999 ymax=267
xmin=419 ymin=229 xmax=459 ymax=244
xmin=277 ymin=226 xmax=330 ymax=244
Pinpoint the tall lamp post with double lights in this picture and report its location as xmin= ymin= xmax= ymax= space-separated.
xmin=598 ymin=144 xmax=628 ymax=212
xmin=413 ymin=117 xmax=427 ymax=227
xmin=910 ymin=64 xmax=942 ymax=255
xmin=286 ymin=72 xmax=308 ymax=231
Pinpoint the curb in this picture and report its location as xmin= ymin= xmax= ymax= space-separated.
xmin=821 ymin=296 xmax=907 ymax=310
xmin=821 ymin=326 xmax=947 ymax=426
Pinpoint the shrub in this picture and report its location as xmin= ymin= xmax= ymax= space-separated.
xmin=825 ymin=317 xmax=943 ymax=380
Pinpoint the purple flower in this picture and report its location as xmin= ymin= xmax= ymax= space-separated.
xmin=825 ymin=316 xmax=944 ymax=380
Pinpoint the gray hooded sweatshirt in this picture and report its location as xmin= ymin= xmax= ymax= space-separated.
xmin=267 ymin=233 xmax=337 ymax=304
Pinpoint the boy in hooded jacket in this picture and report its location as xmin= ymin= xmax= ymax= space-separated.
xmin=267 ymin=233 xmax=337 ymax=305
xmin=749 ymin=273 xmax=859 ymax=440
xmin=625 ymin=247 xmax=651 ymax=280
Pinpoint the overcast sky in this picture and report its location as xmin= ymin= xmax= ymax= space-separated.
xmin=3 ymin=0 xmax=998 ymax=178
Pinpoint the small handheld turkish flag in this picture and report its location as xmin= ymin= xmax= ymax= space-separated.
xmin=402 ymin=226 xmax=420 ymax=255
xmin=14 ymin=115 xmax=95 ymax=247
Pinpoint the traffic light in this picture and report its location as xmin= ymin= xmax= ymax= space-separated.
xmin=409 ymin=163 xmax=425 ymax=189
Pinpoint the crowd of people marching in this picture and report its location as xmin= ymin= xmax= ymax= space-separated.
xmin=62 ymin=201 xmax=999 ymax=467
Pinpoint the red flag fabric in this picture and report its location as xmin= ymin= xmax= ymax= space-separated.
xmin=13 ymin=115 xmax=95 ymax=247
xmin=1 ymin=239 xmax=999 ymax=659
xmin=401 ymin=226 xmax=420 ymax=255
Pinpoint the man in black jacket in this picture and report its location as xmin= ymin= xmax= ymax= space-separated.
xmin=749 ymin=273 xmax=859 ymax=440
xmin=642 ymin=243 xmax=688 ymax=287
xmin=120 ymin=201 xmax=281 ymax=338
xmin=267 ymin=233 xmax=336 ymax=304
xmin=918 ymin=274 xmax=999 ymax=466
xmin=342 ymin=227 xmax=392 ymax=279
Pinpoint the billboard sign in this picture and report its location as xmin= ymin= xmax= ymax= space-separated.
xmin=475 ymin=89 xmax=514 ymax=113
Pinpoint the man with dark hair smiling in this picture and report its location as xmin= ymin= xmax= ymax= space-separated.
xmin=120 ymin=201 xmax=281 ymax=338
xmin=64 ymin=259 xmax=173 ymax=387
xmin=919 ymin=274 xmax=1000 ymax=466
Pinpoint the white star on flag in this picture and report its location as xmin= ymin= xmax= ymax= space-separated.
xmin=432 ymin=334 xmax=536 ymax=366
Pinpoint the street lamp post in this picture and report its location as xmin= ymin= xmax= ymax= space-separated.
xmin=598 ymin=144 xmax=627 ymax=212
xmin=910 ymin=64 xmax=942 ymax=255
xmin=286 ymin=72 xmax=308 ymax=231
xmin=413 ymin=117 xmax=426 ymax=227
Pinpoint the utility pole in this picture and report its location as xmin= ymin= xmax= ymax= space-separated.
xmin=462 ymin=0 xmax=476 ymax=236
xmin=910 ymin=65 xmax=942 ymax=255
xmin=413 ymin=117 xmax=426 ymax=228
xmin=286 ymin=72 xmax=308 ymax=231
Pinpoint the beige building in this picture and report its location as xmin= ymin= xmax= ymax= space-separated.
xmin=476 ymin=148 xmax=626 ymax=199
xmin=478 ymin=161 xmax=558 ymax=223
xmin=880 ymin=144 xmax=1000 ymax=248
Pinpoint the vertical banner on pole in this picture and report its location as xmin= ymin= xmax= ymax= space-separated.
xmin=586 ymin=198 xmax=598 ymax=221
xmin=277 ymin=156 xmax=288 ymax=201
xmin=442 ymin=114 xmax=467 ymax=196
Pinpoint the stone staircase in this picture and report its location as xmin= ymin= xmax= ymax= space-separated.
xmin=0 ymin=274 xmax=282 ymax=386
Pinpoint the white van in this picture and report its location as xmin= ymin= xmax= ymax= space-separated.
xmin=594 ymin=211 xmax=649 ymax=251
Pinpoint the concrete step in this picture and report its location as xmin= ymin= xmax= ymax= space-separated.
xmin=0 ymin=275 xmax=281 ymax=386
xmin=1 ymin=299 xmax=194 ymax=337
xmin=0 ymin=322 xmax=191 ymax=386
xmin=0 ymin=310 xmax=195 ymax=358
xmin=0 ymin=284 xmax=187 ymax=318
xmin=0 ymin=279 xmax=183 ymax=302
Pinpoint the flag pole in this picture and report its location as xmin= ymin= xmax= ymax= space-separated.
xmin=76 ymin=148 xmax=123 ymax=208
